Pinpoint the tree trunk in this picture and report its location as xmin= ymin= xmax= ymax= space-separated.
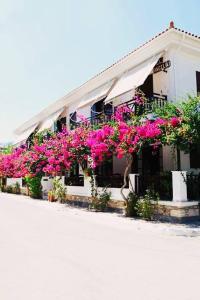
xmin=120 ymin=154 xmax=133 ymax=204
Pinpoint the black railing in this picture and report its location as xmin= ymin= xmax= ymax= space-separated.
xmin=90 ymin=113 xmax=112 ymax=126
xmin=96 ymin=174 xmax=128 ymax=188
xmin=144 ymin=94 xmax=167 ymax=111
xmin=64 ymin=175 xmax=84 ymax=186
xmin=187 ymin=173 xmax=200 ymax=201
xmin=70 ymin=94 xmax=167 ymax=128
xmin=127 ymin=93 xmax=168 ymax=116
xmin=137 ymin=172 xmax=172 ymax=200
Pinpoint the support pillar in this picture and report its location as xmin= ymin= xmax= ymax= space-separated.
xmin=172 ymin=171 xmax=187 ymax=202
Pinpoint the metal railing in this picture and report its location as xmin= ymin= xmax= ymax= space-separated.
xmin=186 ymin=173 xmax=200 ymax=201
xmin=136 ymin=172 xmax=172 ymax=200
xmin=96 ymin=174 xmax=128 ymax=188
xmin=64 ymin=175 xmax=84 ymax=186
xmin=127 ymin=93 xmax=168 ymax=116
xmin=70 ymin=94 xmax=168 ymax=128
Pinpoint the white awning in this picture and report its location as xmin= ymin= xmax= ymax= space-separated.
xmin=13 ymin=123 xmax=38 ymax=146
xmin=77 ymin=80 xmax=115 ymax=109
xmin=105 ymin=53 xmax=162 ymax=104
xmin=37 ymin=108 xmax=64 ymax=133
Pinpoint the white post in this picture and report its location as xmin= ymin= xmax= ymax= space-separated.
xmin=129 ymin=174 xmax=140 ymax=193
xmin=41 ymin=177 xmax=53 ymax=199
xmin=172 ymin=171 xmax=188 ymax=202
xmin=84 ymin=175 xmax=96 ymax=197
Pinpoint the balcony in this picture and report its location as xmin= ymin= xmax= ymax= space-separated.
xmin=69 ymin=93 xmax=167 ymax=129
xmin=126 ymin=93 xmax=168 ymax=115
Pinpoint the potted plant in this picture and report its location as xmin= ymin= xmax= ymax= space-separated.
xmin=48 ymin=190 xmax=55 ymax=202
xmin=52 ymin=178 xmax=67 ymax=203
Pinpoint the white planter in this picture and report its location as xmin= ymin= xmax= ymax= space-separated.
xmin=172 ymin=171 xmax=188 ymax=202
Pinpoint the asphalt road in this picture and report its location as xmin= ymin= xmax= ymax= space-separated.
xmin=0 ymin=193 xmax=199 ymax=300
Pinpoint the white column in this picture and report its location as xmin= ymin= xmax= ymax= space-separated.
xmin=129 ymin=174 xmax=140 ymax=193
xmin=172 ymin=171 xmax=188 ymax=202
xmin=41 ymin=177 xmax=53 ymax=199
xmin=84 ymin=175 xmax=96 ymax=196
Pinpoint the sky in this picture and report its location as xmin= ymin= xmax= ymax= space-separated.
xmin=0 ymin=0 xmax=200 ymax=144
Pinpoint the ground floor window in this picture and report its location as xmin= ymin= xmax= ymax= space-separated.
xmin=190 ymin=144 xmax=200 ymax=168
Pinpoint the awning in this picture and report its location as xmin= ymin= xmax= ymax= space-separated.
xmin=38 ymin=108 xmax=64 ymax=133
xmin=77 ymin=80 xmax=115 ymax=109
xmin=13 ymin=123 xmax=38 ymax=146
xmin=105 ymin=53 xmax=162 ymax=104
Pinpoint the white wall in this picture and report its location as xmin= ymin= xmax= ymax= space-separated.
xmin=77 ymin=106 xmax=91 ymax=119
xmin=173 ymin=49 xmax=200 ymax=101
xmin=153 ymin=52 xmax=170 ymax=96
xmin=40 ymin=176 xmax=130 ymax=201
xmin=7 ymin=178 xmax=22 ymax=187
xmin=162 ymin=146 xmax=176 ymax=171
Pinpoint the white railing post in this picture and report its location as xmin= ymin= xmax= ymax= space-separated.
xmin=41 ymin=177 xmax=53 ymax=199
xmin=172 ymin=171 xmax=188 ymax=202
xmin=129 ymin=174 xmax=140 ymax=194
xmin=84 ymin=175 xmax=96 ymax=197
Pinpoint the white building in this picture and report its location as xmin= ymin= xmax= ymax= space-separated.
xmin=13 ymin=22 xmax=200 ymax=198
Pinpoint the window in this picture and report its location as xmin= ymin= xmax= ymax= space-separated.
xmin=190 ymin=144 xmax=200 ymax=168
xmin=196 ymin=71 xmax=200 ymax=96
xmin=139 ymin=74 xmax=153 ymax=99
xmin=69 ymin=112 xmax=77 ymax=130
xmin=91 ymin=99 xmax=113 ymax=123
xmin=56 ymin=117 xmax=66 ymax=132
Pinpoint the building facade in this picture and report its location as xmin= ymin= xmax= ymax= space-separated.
xmin=13 ymin=22 xmax=200 ymax=197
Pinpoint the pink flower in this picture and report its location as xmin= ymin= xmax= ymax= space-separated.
xmin=170 ymin=117 xmax=180 ymax=127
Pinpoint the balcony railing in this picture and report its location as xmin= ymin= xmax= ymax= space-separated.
xmin=69 ymin=93 xmax=168 ymax=129
xmin=127 ymin=93 xmax=168 ymax=115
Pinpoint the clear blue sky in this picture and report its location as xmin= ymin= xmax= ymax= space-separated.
xmin=0 ymin=0 xmax=200 ymax=143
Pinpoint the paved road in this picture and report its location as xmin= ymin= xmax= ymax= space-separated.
xmin=0 ymin=193 xmax=200 ymax=300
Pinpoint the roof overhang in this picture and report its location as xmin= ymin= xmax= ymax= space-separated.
xmin=37 ymin=108 xmax=64 ymax=133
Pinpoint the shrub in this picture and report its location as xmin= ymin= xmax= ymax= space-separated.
xmin=6 ymin=185 xmax=13 ymax=193
xmin=52 ymin=177 xmax=67 ymax=203
xmin=25 ymin=176 xmax=42 ymax=199
xmin=90 ymin=187 xmax=111 ymax=212
xmin=136 ymin=189 xmax=159 ymax=220
xmin=13 ymin=182 xmax=21 ymax=194
xmin=125 ymin=192 xmax=139 ymax=217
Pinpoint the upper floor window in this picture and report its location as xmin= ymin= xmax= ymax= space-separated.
xmin=91 ymin=99 xmax=113 ymax=122
xmin=56 ymin=117 xmax=66 ymax=132
xmin=139 ymin=74 xmax=153 ymax=99
xmin=196 ymin=71 xmax=200 ymax=96
xmin=69 ymin=112 xmax=77 ymax=130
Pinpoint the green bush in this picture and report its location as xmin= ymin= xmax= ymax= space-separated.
xmin=52 ymin=177 xmax=67 ymax=203
xmin=136 ymin=189 xmax=159 ymax=220
xmin=125 ymin=192 xmax=139 ymax=217
xmin=6 ymin=185 xmax=13 ymax=193
xmin=90 ymin=188 xmax=111 ymax=212
xmin=13 ymin=182 xmax=21 ymax=194
xmin=25 ymin=176 xmax=42 ymax=199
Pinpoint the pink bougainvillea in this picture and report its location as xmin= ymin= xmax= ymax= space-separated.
xmin=0 ymin=105 xmax=183 ymax=179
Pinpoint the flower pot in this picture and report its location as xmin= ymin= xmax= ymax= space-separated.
xmin=48 ymin=193 xmax=55 ymax=202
